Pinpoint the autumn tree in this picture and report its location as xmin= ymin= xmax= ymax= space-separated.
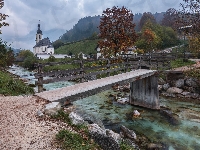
xmin=0 ymin=0 xmax=9 ymax=34
xmin=139 ymin=12 xmax=156 ymax=30
xmin=98 ymin=6 xmax=137 ymax=58
xmin=161 ymin=8 xmax=178 ymax=29
xmin=173 ymin=0 xmax=200 ymax=56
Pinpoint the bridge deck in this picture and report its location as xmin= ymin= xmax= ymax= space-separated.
xmin=35 ymin=69 xmax=157 ymax=102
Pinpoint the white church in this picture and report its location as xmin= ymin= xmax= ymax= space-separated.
xmin=33 ymin=21 xmax=69 ymax=59
xmin=33 ymin=22 xmax=54 ymax=55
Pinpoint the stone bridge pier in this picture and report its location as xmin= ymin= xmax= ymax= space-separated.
xmin=129 ymin=74 xmax=160 ymax=110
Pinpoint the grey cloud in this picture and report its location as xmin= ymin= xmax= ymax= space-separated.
xmin=2 ymin=0 xmax=183 ymax=50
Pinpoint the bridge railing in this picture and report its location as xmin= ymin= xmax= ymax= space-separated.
xmin=34 ymin=58 xmax=140 ymax=92
xmin=34 ymin=54 xmax=176 ymax=93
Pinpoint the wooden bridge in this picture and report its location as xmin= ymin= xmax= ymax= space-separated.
xmin=35 ymin=69 xmax=160 ymax=109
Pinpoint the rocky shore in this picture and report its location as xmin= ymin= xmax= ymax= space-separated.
xmin=158 ymin=71 xmax=200 ymax=101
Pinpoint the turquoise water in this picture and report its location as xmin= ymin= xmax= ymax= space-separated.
xmin=8 ymin=66 xmax=200 ymax=149
xmin=74 ymin=90 xmax=200 ymax=150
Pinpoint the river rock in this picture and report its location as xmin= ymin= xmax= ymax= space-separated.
xmin=190 ymin=93 xmax=199 ymax=99
xmin=160 ymin=109 xmax=181 ymax=125
xmin=88 ymin=123 xmax=120 ymax=150
xmin=181 ymin=92 xmax=190 ymax=96
xmin=105 ymin=129 xmax=122 ymax=143
xmin=44 ymin=102 xmax=62 ymax=115
xmin=166 ymin=87 xmax=183 ymax=94
xmin=133 ymin=110 xmax=140 ymax=117
xmin=163 ymin=83 xmax=170 ymax=91
xmin=147 ymin=143 xmax=163 ymax=150
xmin=120 ymin=125 xmax=137 ymax=140
xmin=185 ymin=78 xmax=198 ymax=87
xmin=158 ymin=85 xmax=162 ymax=91
xmin=69 ymin=112 xmax=84 ymax=125
xmin=175 ymin=79 xmax=184 ymax=88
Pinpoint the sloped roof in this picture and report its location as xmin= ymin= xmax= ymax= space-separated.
xmin=33 ymin=37 xmax=53 ymax=48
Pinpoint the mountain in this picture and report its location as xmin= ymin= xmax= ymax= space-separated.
xmin=59 ymin=12 xmax=165 ymax=43
xmin=60 ymin=15 xmax=101 ymax=42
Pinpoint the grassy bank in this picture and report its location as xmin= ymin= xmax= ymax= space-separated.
xmin=0 ymin=70 xmax=34 ymax=96
xmin=55 ymin=39 xmax=99 ymax=55
xmin=170 ymin=58 xmax=195 ymax=68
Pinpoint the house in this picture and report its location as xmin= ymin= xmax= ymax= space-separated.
xmin=95 ymin=45 xmax=137 ymax=59
xmin=33 ymin=21 xmax=54 ymax=55
xmin=78 ymin=52 xmax=87 ymax=59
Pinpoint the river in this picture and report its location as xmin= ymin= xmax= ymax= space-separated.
xmin=8 ymin=65 xmax=200 ymax=150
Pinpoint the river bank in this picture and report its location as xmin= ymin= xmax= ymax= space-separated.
xmin=2 ymin=61 xmax=200 ymax=149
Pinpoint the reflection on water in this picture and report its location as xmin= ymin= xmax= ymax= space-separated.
xmin=8 ymin=65 xmax=200 ymax=149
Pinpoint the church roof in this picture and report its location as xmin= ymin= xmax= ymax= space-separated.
xmin=33 ymin=37 xmax=53 ymax=48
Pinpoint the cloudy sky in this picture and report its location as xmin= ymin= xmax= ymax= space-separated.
xmin=1 ymin=0 xmax=182 ymax=50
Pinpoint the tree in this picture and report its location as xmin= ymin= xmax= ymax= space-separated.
xmin=52 ymin=40 xmax=64 ymax=49
xmin=98 ymin=6 xmax=137 ymax=58
xmin=173 ymin=0 xmax=200 ymax=56
xmin=161 ymin=8 xmax=177 ymax=28
xmin=17 ymin=50 xmax=38 ymax=70
xmin=48 ymin=55 xmax=56 ymax=62
xmin=139 ymin=12 xmax=156 ymax=30
xmin=0 ymin=0 xmax=9 ymax=34
xmin=0 ymin=39 xmax=14 ymax=68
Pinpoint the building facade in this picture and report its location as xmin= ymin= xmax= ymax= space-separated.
xmin=33 ymin=22 xmax=54 ymax=55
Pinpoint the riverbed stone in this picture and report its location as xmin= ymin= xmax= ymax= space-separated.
xmin=69 ymin=112 xmax=84 ymax=125
xmin=163 ymin=83 xmax=170 ymax=91
xmin=160 ymin=109 xmax=181 ymax=125
xmin=175 ymin=79 xmax=184 ymax=88
xmin=158 ymin=85 xmax=162 ymax=91
xmin=166 ymin=87 xmax=183 ymax=94
xmin=120 ymin=125 xmax=137 ymax=140
xmin=185 ymin=78 xmax=198 ymax=87
xmin=44 ymin=102 xmax=62 ymax=115
xmin=105 ymin=129 xmax=122 ymax=143
xmin=88 ymin=123 xmax=120 ymax=150
xmin=190 ymin=93 xmax=199 ymax=99
xmin=181 ymin=91 xmax=191 ymax=96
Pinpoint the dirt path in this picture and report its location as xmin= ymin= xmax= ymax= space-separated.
xmin=0 ymin=95 xmax=71 ymax=150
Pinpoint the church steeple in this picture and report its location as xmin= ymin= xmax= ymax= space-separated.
xmin=36 ymin=20 xmax=43 ymax=43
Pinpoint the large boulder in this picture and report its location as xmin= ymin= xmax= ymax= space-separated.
xmin=175 ymin=79 xmax=185 ymax=88
xmin=69 ymin=112 xmax=84 ymax=125
xmin=88 ymin=123 xmax=120 ymax=150
xmin=166 ymin=87 xmax=183 ymax=94
xmin=163 ymin=83 xmax=170 ymax=91
xmin=185 ymin=78 xmax=199 ymax=87
xmin=44 ymin=102 xmax=62 ymax=115
xmin=120 ymin=125 xmax=137 ymax=140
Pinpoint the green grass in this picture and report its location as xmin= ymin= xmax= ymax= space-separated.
xmin=0 ymin=70 xmax=34 ymax=96
xmin=170 ymin=58 xmax=195 ymax=69
xmin=51 ymin=110 xmax=101 ymax=150
xmin=55 ymin=39 xmax=99 ymax=55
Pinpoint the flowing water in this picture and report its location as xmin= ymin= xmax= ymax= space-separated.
xmin=8 ymin=65 xmax=200 ymax=149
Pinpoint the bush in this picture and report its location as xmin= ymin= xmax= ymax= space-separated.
xmin=48 ymin=55 xmax=56 ymax=62
xmin=0 ymin=71 xmax=34 ymax=96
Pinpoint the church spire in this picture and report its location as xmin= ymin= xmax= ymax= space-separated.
xmin=37 ymin=20 xmax=42 ymax=34
xmin=36 ymin=20 xmax=42 ymax=43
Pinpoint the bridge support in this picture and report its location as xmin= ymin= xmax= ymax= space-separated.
xmin=130 ymin=75 xmax=160 ymax=109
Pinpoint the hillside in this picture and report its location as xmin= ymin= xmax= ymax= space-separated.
xmin=55 ymin=39 xmax=99 ymax=55
xmin=59 ymin=12 xmax=165 ymax=43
